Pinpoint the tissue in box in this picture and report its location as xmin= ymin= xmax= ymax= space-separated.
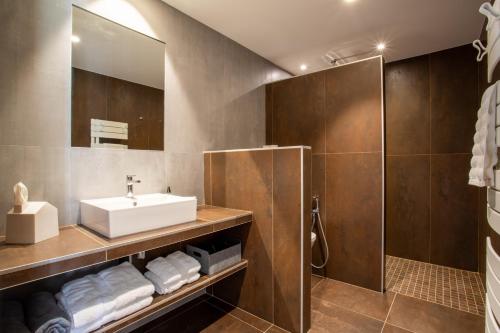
xmin=6 ymin=202 xmax=59 ymax=244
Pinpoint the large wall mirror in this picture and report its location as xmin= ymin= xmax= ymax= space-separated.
xmin=71 ymin=6 xmax=165 ymax=151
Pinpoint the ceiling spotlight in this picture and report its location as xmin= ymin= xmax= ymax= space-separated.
xmin=71 ymin=35 xmax=81 ymax=43
xmin=376 ymin=43 xmax=386 ymax=52
xmin=300 ymin=64 xmax=307 ymax=71
xmin=344 ymin=0 xmax=357 ymax=3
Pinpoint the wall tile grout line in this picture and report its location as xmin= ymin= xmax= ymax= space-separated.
xmin=209 ymin=153 xmax=213 ymax=205
xmin=428 ymin=55 xmax=433 ymax=266
xmin=204 ymin=299 xmax=271 ymax=333
xmin=311 ymin=277 xmax=324 ymax=292
xmin=271 ymin=149 xmax=275 ymax=325
xmin=380 ymin=293 xmax=397 ymax=332
xmin=209 ymin=294 xmax=274 ymax=330
xmin=310 ymin=294 xmax=386 ymax=324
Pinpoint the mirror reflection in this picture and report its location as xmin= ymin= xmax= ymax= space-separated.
xmin=71 ymin=6 xmax=165 ymax=150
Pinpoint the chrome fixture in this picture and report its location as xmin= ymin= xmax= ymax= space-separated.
xmin=126 ymin=175 xmax=141 ymax=201
xmin=311 ymin=195 xmax=329 ymax=269
xmin=324 ymin=54 xmax=338 ymax=66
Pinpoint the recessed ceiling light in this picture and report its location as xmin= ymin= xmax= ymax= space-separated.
xmin=300 ymin=64 xmax=307 ymax=71
xmin=71 ymin=35 xmax=81 ymax=43
xmin=344 ymin=0 xmax=357 ymax=3
xmin=376 ymin=43 xmax=386 ymax=51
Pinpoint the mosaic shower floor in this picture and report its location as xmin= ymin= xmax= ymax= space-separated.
xmin=385 ymin=255 xmax=485 ymax=316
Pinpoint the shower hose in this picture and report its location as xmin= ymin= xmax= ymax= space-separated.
xmin=311 ymin=196 xmax=329 ymax=269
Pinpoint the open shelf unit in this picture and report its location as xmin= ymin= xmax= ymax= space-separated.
xmin=95 ymin=259 xmax=248 ymax=333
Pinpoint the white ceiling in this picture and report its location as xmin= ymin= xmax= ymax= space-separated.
xmin=162 ymin=0 xmax=486 ymax=75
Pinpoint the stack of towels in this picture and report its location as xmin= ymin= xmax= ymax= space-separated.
xmin=144 ymin=251 xmax=201 ymax=295
xmin=25 ymin=292 xmax=71 ymax=333
xmin=1 ymin=300 xmax=30 ymax=333
xmin=56 ymin=262 xmax=154 ymax=333
xmin=469 ymin=81 xmax=498 ymax=187
xmin=2 ymin=293 xmax=72 ymax=333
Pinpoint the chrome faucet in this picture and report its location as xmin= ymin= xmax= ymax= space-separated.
xmin=126 ymin=175 xmax=141 ymax=199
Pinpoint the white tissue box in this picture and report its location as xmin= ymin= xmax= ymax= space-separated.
xmin=6 ymin=202 xmax=59 ymax=244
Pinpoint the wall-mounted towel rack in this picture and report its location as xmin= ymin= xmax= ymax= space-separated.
xmin=90 ymin=119 xmax=128 ymax=149
xmin=473 ymin=3 xmax=500 ymax=332
xmin=476 ymin=2 xmax=500 ymax=82
xmin=487 ymin=238 xmax=500 ymax=333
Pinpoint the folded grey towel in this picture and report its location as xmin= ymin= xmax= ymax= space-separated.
xmin=26 ymin=292 xmax=71 ymax=333
xmin=1 ymin=301 xmax=30 ymax=333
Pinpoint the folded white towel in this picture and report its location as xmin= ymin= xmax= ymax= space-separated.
xmin=187 ymin=273 xmax=200 ymax=284
xmin=56 ymin=292 xmax=112 ymax=333
xmin=98 ymin=262 xmax=154 ymax=310
xmin=469 ymin=82 xmax=498 ymax=187
xmin=70 ymin=296 xmax=153 ymax=333
xmin=145 ymin=257 xmax=182 ymax=285
xmin=112 ymin=296 xmax=152 ymax=321
xmin=144 ymin=271 xmax=185 ymax=295
xmin=68 ymin=311 xmax=113 ymax=333
xmin=58 ymin=275 xmax=114 ymax=329
xmin=58 ymin=262 xmax=154 ymax=331
xmin=166 ymin=251 xmax=201 ymax=280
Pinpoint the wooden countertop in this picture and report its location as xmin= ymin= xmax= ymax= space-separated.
xmin=0 ymin=206 xmax=252 ymax=289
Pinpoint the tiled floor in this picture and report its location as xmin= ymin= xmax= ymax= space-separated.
xmin=386 ymin=255 xmax=485 ymax=316
xmin=135 ymin=295 xmax=282 ymax=333
xmin=311 ymin=275 xmax=485 ymax=333
xmin=135 ymin=257 xmax=486 ymax=333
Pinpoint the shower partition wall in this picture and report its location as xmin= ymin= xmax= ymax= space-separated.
xmin=204 ymin=146 xmax=312 ymax=333
xmin=265 ymin=56 xmax=385 ymax=292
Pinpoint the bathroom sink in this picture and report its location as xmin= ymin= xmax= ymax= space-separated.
xmin=80 ymin=193 xmax=197 ymax=238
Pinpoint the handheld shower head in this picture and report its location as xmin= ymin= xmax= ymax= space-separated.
xmin=312 ymin=195 xmax=320 ymax=213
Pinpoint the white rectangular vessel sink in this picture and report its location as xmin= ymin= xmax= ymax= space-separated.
xmin=80 ymin=193 xmax=197 ymax=238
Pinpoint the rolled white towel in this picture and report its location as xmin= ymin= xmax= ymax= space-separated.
xmin=166 ymin=251 xmax=201 ymax=279
xmin=144 ymin=271 xmax=184 ymax=295
xmin=98 ymin=262 xmax=154 ymax=310
xmin=59 ymin=275 xmax=114 ymax=329
xmin=145 ymin=257 xmax=182 ymax=286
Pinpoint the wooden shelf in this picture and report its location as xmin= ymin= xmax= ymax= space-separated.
xmin=0 ymin=206 xmax=252 ymax=290
xmin=95 ymin=259 xmax=248 ymax=333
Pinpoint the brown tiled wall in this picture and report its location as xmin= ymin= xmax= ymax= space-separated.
xmin=385 ymin=45 xmax=479 ymax=271
xmin=71 ymin=68 xmax=164 ymax=150
xmin=266 ymin=57 xmax=385 ymax=292
xmin=205 ymin=147 xmax=311 ymax=333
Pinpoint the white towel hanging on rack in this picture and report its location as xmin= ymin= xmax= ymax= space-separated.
xmin=469 ymin=82 xmax=498 ymax=187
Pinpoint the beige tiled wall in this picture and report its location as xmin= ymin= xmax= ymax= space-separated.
xmin=0 ymin=0 xmax=290 ymax=233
